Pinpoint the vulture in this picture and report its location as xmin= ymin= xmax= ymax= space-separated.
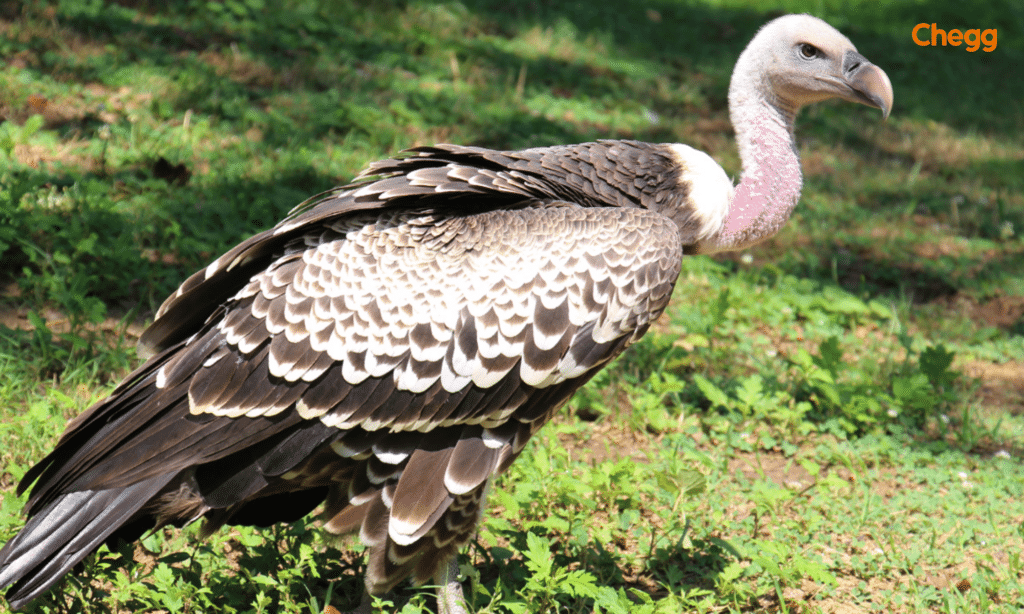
xmin=0 ymin=14 xmax=892 ymax=614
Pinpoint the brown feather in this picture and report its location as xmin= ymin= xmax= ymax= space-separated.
xmin=444 ymin=428 xmax=499 ymax=495
xmin=389 ymin=448 xmax=455 ymax=544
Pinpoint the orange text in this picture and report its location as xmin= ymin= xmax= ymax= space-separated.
xmin=913 ymin=23 xmax=997 ymax=52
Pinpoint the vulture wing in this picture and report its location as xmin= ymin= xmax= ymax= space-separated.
xmin=1 ymin=144 xmax=684 ymax=607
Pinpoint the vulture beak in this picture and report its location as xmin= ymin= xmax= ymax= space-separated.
xmin=838 ymin=50 xmax=893 ymax=119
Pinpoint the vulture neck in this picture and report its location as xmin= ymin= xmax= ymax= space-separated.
xmin=701 ymin=71 xmax=803 ymax=254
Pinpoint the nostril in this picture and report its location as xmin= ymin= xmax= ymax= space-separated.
xmin=843 ymin=51 xmax=868 ymax=74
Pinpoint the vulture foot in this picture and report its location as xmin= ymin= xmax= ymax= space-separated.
xmin=330 ymin=558 xmax=468 ymax=613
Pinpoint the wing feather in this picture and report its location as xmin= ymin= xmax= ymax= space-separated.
xmin=444 ymin=428 xmax=499 ymax=496
xmin=389 ymin=447 xmax=456 ymax=545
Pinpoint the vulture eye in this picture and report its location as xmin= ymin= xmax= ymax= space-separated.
xmin=799 ymin=43 xmax=820 ymax=59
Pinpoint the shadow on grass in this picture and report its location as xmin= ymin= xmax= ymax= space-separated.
xmin=476 ymin=528 xmax=732 ymax=609
xmin=20 ymin=0 xmax=1022 ymax=139
xmin=1 ymin=163 xmax=345 ymax=314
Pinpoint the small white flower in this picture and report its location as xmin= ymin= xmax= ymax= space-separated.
xmin=740 ymin=253 xmax=753 ymax=265
xmin=940 ymin=414 xmax=950 ymax=424
xmin=957 ymin=471 xmax=968 ymax=479
xmin=887 ymin=409 xmax=899 ymax=418
xmin=995 ymin=450 xmax=1011 ymax=459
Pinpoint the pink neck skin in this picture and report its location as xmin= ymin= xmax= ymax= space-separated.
xmin=704 ymin=100 xmax=803 ymax=253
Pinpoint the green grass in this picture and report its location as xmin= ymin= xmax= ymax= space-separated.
xmin=1 ymin=0 xmax=1023 ymax=612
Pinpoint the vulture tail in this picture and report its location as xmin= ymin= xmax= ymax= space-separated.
xmin=0 ymin=475 xmax=173 ymax=610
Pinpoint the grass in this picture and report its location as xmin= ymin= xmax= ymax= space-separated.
xmin=1 ymin=0 xmax=1022 ymax=612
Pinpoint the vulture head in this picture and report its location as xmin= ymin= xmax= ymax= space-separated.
xmin=730 ymin=14 xmax=893 ymax=120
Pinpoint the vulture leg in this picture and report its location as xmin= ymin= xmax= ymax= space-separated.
xmin=436 ymin=556 xmax=469 ymax=614
xmin=336 ymin=563 xmax=466 ymax=614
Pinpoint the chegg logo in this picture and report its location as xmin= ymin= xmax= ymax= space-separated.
xmin=913 ymin=23 xmax=997 ymax=52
